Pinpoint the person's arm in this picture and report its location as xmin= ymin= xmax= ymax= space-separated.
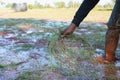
xmin=72 ymin=0 xmax=99 ymax=27
xmin=61 ymin=0 xmax=99 ymax=38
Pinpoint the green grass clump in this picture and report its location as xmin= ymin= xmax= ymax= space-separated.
xmin=0 ymin=64 xmax=5 ymax=68
xmin=48 ymin=29 xmax=95 ymax=72
xmin=15 ymin=70 xmax=41 ymax=80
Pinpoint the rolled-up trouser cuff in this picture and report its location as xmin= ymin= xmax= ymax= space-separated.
xmin=116 ymin=15 xmax=120 ymax=26
xmin=107 ymin=16 xmax=120 ymax=30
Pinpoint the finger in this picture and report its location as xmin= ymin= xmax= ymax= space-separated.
xmin=61 ymin=35 xmax=65 ymax=38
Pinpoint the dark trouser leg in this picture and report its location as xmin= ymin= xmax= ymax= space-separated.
xmin=105 ymin=0 xmax=120 ymax=62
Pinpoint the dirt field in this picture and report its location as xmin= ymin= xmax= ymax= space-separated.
xmin=0 ymin=8 xmax=111 ymax=22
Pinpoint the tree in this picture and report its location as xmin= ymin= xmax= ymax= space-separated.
xmin=68 ymin=1 xmax=80 ymax=8
xmin=6 ymin=3 xmax=12 ymax=8
xmin=55 ymin=2 xmax=66 ymax=8
xmin=45 ymin=4 xmax=52 ymax=8
xmin=68 ymin=1 xmax=74 ymax=8
xmin=0 ymin=1 xmax=5 ymax=5
xmin=112 ymin=0 xmax=115 ymax=2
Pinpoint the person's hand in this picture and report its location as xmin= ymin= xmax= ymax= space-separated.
xmin=61 ymin=23 xmax=76 ymax=38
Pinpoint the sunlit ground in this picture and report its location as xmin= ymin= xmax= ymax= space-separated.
xmin=0 ymin=8 xmax=111 ymax=22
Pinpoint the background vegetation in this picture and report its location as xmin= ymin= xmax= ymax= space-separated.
xmin=0 ymin=0 xmax=115 ymax=9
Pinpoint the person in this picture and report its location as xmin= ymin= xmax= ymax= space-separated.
xmin=61 ymin=0 xmax=120 ymax=63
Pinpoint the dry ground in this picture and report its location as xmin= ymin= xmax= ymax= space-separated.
xmin=0 ymin=8 xmax=111 ymax=22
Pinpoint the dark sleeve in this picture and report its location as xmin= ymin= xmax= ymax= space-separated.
xmin=72 ymin=0 xmax=99 ymax=27
xmin=107 ymin=0 xmax=120 ymax=28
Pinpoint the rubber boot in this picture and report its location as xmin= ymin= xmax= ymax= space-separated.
xmin=104 ymin=29 xmax=119 ymax=63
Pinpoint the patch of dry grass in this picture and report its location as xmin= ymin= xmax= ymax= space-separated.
xmin=0 ymin=8 xmax=111 ymax=22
